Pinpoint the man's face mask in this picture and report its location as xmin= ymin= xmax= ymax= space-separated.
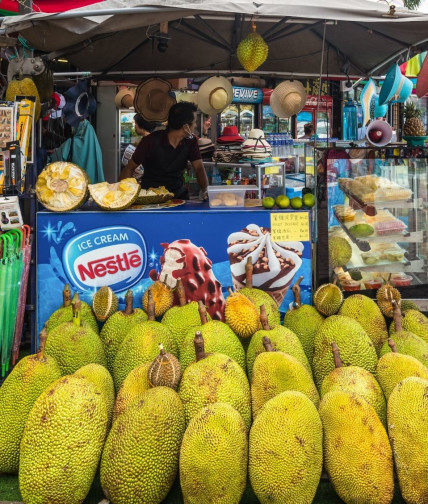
xmin=184 ymin=124 xmax=194 ymax=139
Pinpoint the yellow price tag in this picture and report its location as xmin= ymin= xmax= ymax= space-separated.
xmin=270 ymin=212 xmax=310 ymax=242
xmin=265 ymin=166 xmax=280 ymax=175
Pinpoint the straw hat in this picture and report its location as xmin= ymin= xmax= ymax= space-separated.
xmin=416 ymin=55 xmax=428 ymax=98
xmin=115 ymin=86 xmax=135 ymax=109
xmin=242 ymin=129 xmax=271 ymax=151
xmin=197 ymin=76 xmax=233 ymax=115
xmin=270 ymin=80 xmax=306 ymax=118
xmin=62 ymin=80 xmax=97 ymax=128
xmin=134 ymin=78 xmax=176 ymax=122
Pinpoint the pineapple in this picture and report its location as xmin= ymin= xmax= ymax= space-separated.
xmin=403 ymin=101 xmax=426 ymax=137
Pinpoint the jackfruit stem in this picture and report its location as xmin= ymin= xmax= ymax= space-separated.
xmin=158 ymin=343 xmax=166 ymax=356
xmin=63 ymin=284 xmax=72 ymax=307
xmin=291 ymin=276 xmax=303 ymax=309
xmin=36 ymin=326 xmax=48 ymax=361
xmin=198 ymin=300 xmax=208 ymax=325
xmin=72 ymin=293 xmax=81 ymax=327
xmin=388 ymin=338 xmax=398 ymax=353
xmin=176 ymin=278 xmax=187 ymax=307
xmin=147 ymin=289 xmax=156 ymax=321
xmin=194 ymin=331 xmax=206 ymax=361
xmin=391 ymin=300 xmax=402 ymax=332
xmin=331 ymin=342 xmax=343 ymax=368
xmin=262 ymin=336 xmax=273 ymax=352
xmin=245 ymin=257 xmax=254 ymax=288
xmin=123 ymin=289 xmax=134 ymax=315
xmin=260 ymin=305 xmax=270 ymax=330
xmin=227 ymin=287 xmax=235 ymax=296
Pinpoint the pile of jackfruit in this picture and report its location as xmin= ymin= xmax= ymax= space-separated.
xmin=1 ymin=278 xmax=428 ymax=504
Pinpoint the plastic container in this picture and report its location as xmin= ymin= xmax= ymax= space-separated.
xmin=207 ymin=185 xmax=258 ymax=208
xmin=391 ymin=274 xmax=412 ymax=287
xmin=286 ymin=185 xmax=303 ymax=199
xmin=384 ymin=249 xmax=405 ymax=262
xmin=373 ymin=219 xmax=406 ymax=236
xmin=361 ymin=251 xmax=381 ymax=265
xmin=364 ymin=279 xmax=383 ymax=289
xmin=341 ymin=279 xmax=361 ymax=291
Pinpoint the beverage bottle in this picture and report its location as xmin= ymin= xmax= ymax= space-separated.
xmin=211 ymin=165 xmax=222 ymax=185
xmin=343 ymin=99 xmax=357 ymax=141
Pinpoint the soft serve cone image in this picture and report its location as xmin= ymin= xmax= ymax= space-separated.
xmin=227 ymin=224 xmax=303 ymax=307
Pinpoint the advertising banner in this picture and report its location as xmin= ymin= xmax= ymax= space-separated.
xmin=37 ymin=206 xmax=312 ymax=334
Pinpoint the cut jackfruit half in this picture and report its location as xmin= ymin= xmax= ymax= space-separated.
xmin=136 ymin=186 xmax=174 ymax=205
xmin=36 ymin=161 xmax=88 ymax=212
xmin=88 ymin=178 xmax=140 ymax=210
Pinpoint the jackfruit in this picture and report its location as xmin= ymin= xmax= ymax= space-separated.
xmin=99 ymin=289 xmax=148 ymax=372
xmin=329 ymin=235 xmax=352 ymax=268
xmin=312 ymin=315 xmax=378 ymax=389
xmin=100 ymin=387 xmax=185 ymax=504
xmin=88 ymin=178 xmax=140 ymax=210
xmin=321 ymin=342 xmax=387 ymax=426
xmin=0 ymin=330 xmax=61 ymax=474
xmin=249 ymin=391 xmax=323 ymax=504
xmin=46 ymin=286 xmax=98 ymax=335
xmin=246 ymin=323 xmax=310 ymax=382
xmin=36 ymin=162 xmax=89 ymax=212
xmin=338 ymin=293 xmax=388 ymax=354
xmin=393 ymin=309 xmax=428 ymax=344
xmin=225 ymin=289 xmax=260 ymax=339
xmin=251 ymin=337 xmax=319 ymax=418
xmin=377 ymin=283 xmax=401 ymax=318
xmin=113 ymin=362 xmax=151 ymax=422
xmin=400 ymin=299 xmax=420 ymax=313
xmin=6 ymin=77 xmax=41 ymax=120
xmin=388 ymin=376 xmax=428 ymax=504
xmin=142 ymin=281 xmax=173 ymax=317
xmin=313 ymin=282 xmax=343 ymax=316
xmin=319 ymin=391 xmax=394 ymax=504
xmin=180 ymin=318 xmax=246 ymax=373
xmin=376 ymin=339 xmax=428 ymax=399
xmin=162 ymin=279 xmax=211 ymax=348
xmin=112 ymin=320 xmax=176 ymax=391
xmin=180 ymin=403 xmax=247 ymax=504
xmin=19 ymin=375 xmax=109 ymax=504
xmin=178 ymin=332 xmax=251 ymax=429
xmin=73 ymin=363 xmax=115 ymax=424
xmin=44 ymin=296 xmax=106 ymax=375
xmin=237 ymin=27 xmax=268 ymax=73
xmin=283 ymin=305 xmax=324 ymax=362
xmin=148 ymin=343 xmax=181 ymax=390
xmin=92 ymin=285 xmax=118 ymax=322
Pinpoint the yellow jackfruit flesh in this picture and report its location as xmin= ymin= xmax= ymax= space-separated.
xmin=225 ymin=291 xmax=260 ymax=339
xmin=321 ymin=365 xmax=387 ymax=426
xmin=338 ymin=294 xmax=388 ymax=354
xmin=312 ymin=315 xmax=378 ymax=389
xmin=88 ymin=178 xmax=140 ymax=210
xmin=376 ymin=351 xmax=428 ymax=399
xmin=113 ymin=363 xmax=151 ymax=422
xmin=249 ymin=391 xmax=323 ymax=504
xmin=388 ymin=376 xmax=428 ymax=504
xmin=162 ymin=301 xmax=211 ymax=348
xmin=92 ymin=286 xmax=118 ymax=322
xmin=180 ymin=320 xmax=246 ymax=373
xmin=319 ymin=391 xmax=394 ymax=504
xmin=0 ymin=353 xmax=61 ymax=474
xmin=237 ymin=30 xmax=268 ymax=73
xmin=142 ymin=281 xmax=174 ymax=317
xmin=112 ymin=320 xmax=177 ymax=391
xmin=246 ymin=325 xmax=311 ymax=382
xmin=283 ymin=304 xmax=324 ymax=362
xmin=100 ymin=387 xmax=185 ymax=504
xmin=251 ymin=351 xmax=319 ymax=418
xmin=19 ymin=376 xmax=109 ymax=504
xmin=178 ymin=352 xmax=251 ymax=429
xmin=180 ymin=403 xmax=248 ymax=504
xmin=36 ymin=162 xmax=88 ymax=211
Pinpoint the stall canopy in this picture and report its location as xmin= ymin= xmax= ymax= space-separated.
xmin=2 ymin=0 xmax=428 ymax=79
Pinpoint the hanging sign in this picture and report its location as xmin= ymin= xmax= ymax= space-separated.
xmin=232 ymin=87 xmax=264 ymax=104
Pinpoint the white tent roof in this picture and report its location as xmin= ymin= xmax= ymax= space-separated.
xmin=2 ymin=0 xmax=428 ymax=78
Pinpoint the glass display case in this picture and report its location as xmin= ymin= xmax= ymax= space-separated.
xmin=318 ymin=145 xmax=428 ymax=295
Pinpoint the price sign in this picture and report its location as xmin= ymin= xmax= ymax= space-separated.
xmin=270 ymin=212 xmax=310 ymax=242
xmin=264 ymin=165 xmax=280 ymax=175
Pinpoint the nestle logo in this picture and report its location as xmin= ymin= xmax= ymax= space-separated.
xmin=63 ymin=226 xmax=147 ymax=292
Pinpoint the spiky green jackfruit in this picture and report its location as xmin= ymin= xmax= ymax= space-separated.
xmin=239 ymin=287 xmax=280 ymax=328
xmin=329 ymin=236 xmax=352 ymax=268
xmin=180 ymin=403 xmax=247 ymax=504
xmin=162 ymin=301 xmax=211 ymax=348
xmin=225 ymin=290 xmax=260 ymax=339
xmin=380 ymin=330 xmax=428 ymax=368
xmin=92 ymin=286 xmax=118 ymax=322
xmin=237 ymin=30 xmax=268 ymax=73
xmin=113 ymin=363 xmax=151 ymax=422
xmin=313 ymin=283 xmax=343 ymax=316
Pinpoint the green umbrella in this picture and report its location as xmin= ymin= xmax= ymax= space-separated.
xmin=0 ymin=232 xmax=13 ymax=378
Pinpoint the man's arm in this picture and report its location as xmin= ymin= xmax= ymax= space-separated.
xmin=191 ymin=159 xmax=209 ymax=198
xmin=119 ymin=159 xmax=138 ymax=180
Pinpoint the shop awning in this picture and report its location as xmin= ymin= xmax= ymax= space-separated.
xmin=2 ymin=0 xmax=428 ymax=79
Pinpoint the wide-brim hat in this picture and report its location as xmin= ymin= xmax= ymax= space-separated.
xmin=270 ymin=80 xmax=306 ymax=118
xmin=63 ymin=80 xmax=97 ymax=128
xmin=360 ymin=78 xmax=376 ymax=127
xmin=197 ymin=76 xmax=233 ymax=116
xmin=416 ymin=54 xmax=428 ymax=98
xmin=134 ymin=78 xmax=176 ymax=122
xmin=115 ymin=86 xmax=135 ymax=109
xmin=242 ymin=129 xmax=271 ymax=151
xmin=217 ymin=125 xmax=244 ymax=143
xmin=379 ymin=64 xmax=413 ymax=105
